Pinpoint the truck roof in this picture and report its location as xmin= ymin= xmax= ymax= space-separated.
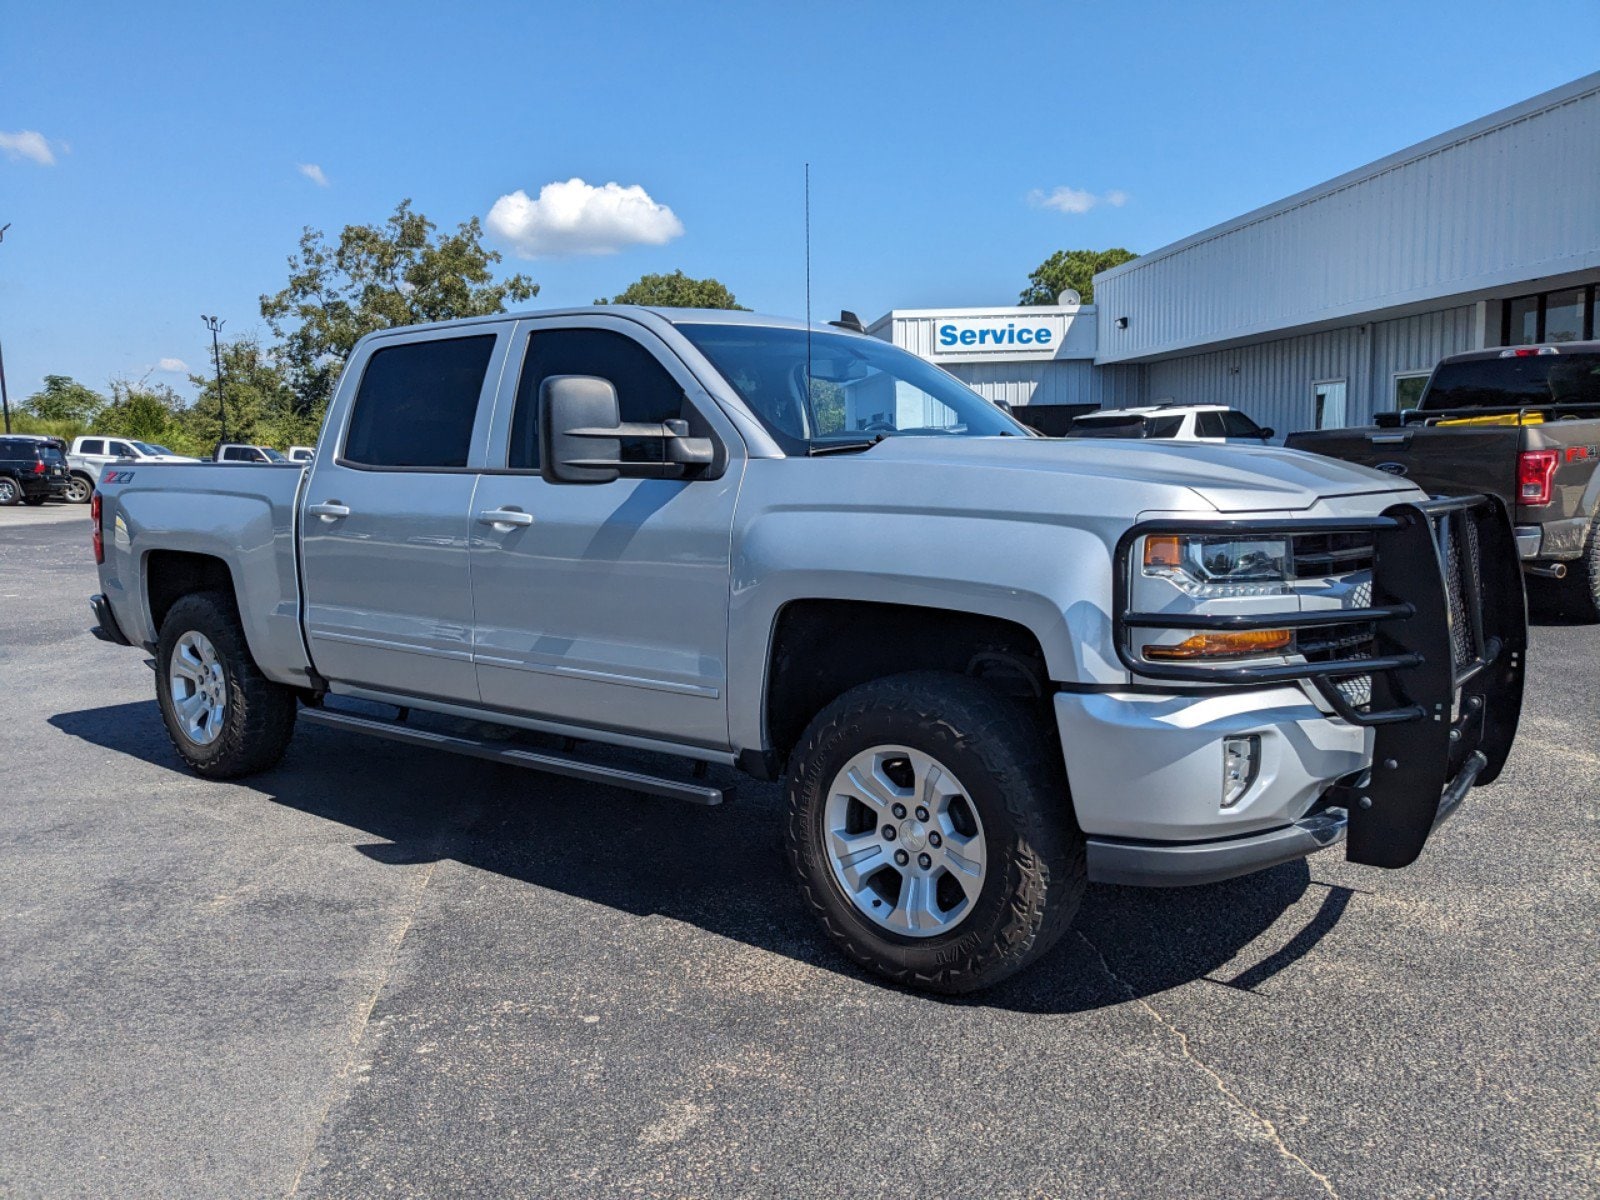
xmin=1438 ymin=340 xmax=1600 ymax=364
xmin=352 ymin=305 xmax=866 ymax=343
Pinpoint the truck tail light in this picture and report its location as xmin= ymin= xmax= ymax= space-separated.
xmin=1517 ymin=450 xmax=1557 ymax=506
xmin=91 ymin=493 xmax=104 ymax=564
xmin=1145 ymin=629 xmax=1292 ymax=660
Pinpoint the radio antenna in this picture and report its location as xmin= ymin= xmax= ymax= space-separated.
xmin=804 ymin=162 xmax=813 ymax=407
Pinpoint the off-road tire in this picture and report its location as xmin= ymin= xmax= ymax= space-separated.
xmin=1555 ymin=513 xmax=1600 ymax=623
xmin=785 ymin=671 xmax=1085 ymax=993
xmin=156 ymin=591 xmax=297 ymax=779
xmin=0 ymin=477 xmax=20 ymax=506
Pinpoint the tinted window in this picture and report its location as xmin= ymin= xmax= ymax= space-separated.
xmin=1067 ymin=416 xmax=1145 ymax=439
xmin=508 ymin=328 xmax=685 ymax=469
xmin=344 ymin=335 xmax=496 ymax=468
xmin=80 ymin=439 xmax=105 ymax=454
xmin=1422 ymin=353 xmax=1600 ymax=410
xmin=1195 ymin=412 xmax=1227 ymax=439
xmin=222 ymin=447 xmax=253 ymax=461
xmin=1219 ymin=411 xmax=1266 ymax=437
xmin=0 ymin=439 xmax=22 ymax=457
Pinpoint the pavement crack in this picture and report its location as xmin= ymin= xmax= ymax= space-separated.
xmin=282 ymin=857 xmax=440 ymax=1198
xmin=1075 ymin=930 xmax=1340 ymax=1200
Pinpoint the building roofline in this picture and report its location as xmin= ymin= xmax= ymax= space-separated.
xmin=1094 ymin=71 xmax=1600 ymax=287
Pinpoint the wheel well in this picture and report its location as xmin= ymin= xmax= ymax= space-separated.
xmin=145 ymin=551 xmax=235 ymax=633
xmin=763 ymin=600 xmax=1051 ymax=771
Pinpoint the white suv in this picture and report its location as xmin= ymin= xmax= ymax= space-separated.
xmin=1066 ymin=404 xmax=1275 ymax=444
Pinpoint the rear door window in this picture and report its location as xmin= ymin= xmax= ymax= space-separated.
xmin=343 ymin=335 xmax=497 ymax=468
xmin=1220 ymin=411 xmax=1267 ymax=438
xmin=80 ymin=439 xmax=105 ymax=454
xmin=1195 ymin=412 xmax=1227 ymax=438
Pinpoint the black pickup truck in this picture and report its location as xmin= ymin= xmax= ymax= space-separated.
xmin=1289 ymin=343 xmax=1600 ymax=621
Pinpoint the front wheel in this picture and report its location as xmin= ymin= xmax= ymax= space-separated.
xmin=63 ymin=474 xmax=93 ymax=504
xmin=156 ymin=591 xmax=298 ymax=779
xmin=785 ymin=672 xmax=1084 ymax=994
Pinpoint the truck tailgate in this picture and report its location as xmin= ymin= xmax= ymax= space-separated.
xmin=1287 ymin=426 xmax=1522 ymax=506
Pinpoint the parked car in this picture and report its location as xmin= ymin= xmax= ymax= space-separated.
xmin=1066 ymin=404 xmax=1275 ymax=443
xmin=1288 ymin=342 xmax=1600 ymax=620
xmin=65 ymin=436 xmax=199 ymax=504
xmin=0 ymin=435 xmax=70 ymax=505
xmin=287 ymin=445 xmax=316 ymax=463
xmin=214 ymin=444 xmax=291 ymax=464
xmin=89 ymin=307 xmax=1526 ymax=994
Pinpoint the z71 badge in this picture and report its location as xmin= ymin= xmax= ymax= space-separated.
xmin=102 ymin=470 xmax=136 ymax=484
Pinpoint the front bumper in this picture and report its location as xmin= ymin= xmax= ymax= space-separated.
xmin=1080 ymin=495 xmax=1526 ymax=885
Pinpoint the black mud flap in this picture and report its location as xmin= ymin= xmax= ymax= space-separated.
xmin=1344 ymin=498 xmax=1527 ymax=868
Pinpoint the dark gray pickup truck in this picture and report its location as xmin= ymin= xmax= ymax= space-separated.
xmin=1289 ymin=343 xmax=1600 ymax=620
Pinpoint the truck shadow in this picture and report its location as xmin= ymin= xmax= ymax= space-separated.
xmin=51 ymin=700 xmax=1349 ymax=1015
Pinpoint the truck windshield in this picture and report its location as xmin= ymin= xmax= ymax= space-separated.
xmin=675 ymin=323 xmax=1027 ymax=454
xmin=1422 ymin=353 xmax=1600 ymax=410
xmin=260 ymin=447 xmax=289 ymax=462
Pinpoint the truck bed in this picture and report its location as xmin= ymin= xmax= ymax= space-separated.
xmin=93 ymin=462 xmax=315 ymax=685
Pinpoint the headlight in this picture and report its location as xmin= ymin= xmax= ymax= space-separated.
xmin=1143 ymin=534 xmax=1291 ymax=597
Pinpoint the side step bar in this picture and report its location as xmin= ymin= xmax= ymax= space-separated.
xmin=299 ymin=707 xmax=731 ymax=806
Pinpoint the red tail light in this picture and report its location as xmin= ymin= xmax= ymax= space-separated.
xmin=32 ymin=459 xmax=46 ymax=475
xmin=1517 ymin=449 xmax=1557 ymax=506
xmin=91 ymin=493 xmax=104 ymax=564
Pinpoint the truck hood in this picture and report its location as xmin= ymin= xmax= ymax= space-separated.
xmin=859 ymin=435 xmax=1416 ymax=512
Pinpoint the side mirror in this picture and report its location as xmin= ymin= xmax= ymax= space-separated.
xmin=1258 ymin=427 xmax=1275 ymax=440
xmin=539 ymin=374 xmax=716 ymax=485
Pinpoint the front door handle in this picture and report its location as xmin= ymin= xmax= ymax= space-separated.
xmin=477 ymin=508 xmax=535 ymax=528
xmin=306 ymin=502 xmax=351 ymax=520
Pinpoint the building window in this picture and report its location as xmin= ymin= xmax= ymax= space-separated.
xmin=1501 ymin=284 xmax=1598 ymax=345
xmin=1394 ymin=372 xmax=1429 ymax=412
xmin=1313 ymin=379 xmax=1348 ymax=429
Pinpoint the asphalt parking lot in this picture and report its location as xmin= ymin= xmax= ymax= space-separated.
xmin=1 ymin=501 xmax=1595 ymax=1199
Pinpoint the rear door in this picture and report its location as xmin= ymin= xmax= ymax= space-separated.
xmin=467 ymin=315 xmax=743 ymax=748
xmin=299 ymin=324 xmax=511 ymax=704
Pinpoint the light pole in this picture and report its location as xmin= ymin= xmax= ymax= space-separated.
xmin=201 ymin=314 xmax=227 ymax=445
xmin=0 ymin=223 xmax=12 ymax=434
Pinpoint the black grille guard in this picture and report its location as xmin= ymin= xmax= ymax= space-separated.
xmin=1112 ymin=495 xmax=1527 ymax=869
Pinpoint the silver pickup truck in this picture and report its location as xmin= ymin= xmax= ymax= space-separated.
xmin=87 ymin=307 xmax=1527 ymax=992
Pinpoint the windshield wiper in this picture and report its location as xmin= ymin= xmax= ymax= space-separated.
xmin=809 ymin=434 xmax=888 ymax=457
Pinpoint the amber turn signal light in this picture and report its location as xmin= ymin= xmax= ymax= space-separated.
xmin=1143 ymin=535 xmax=1183 ymax=569
xmin=1145 ymin=629 xmax=1292 ymax=660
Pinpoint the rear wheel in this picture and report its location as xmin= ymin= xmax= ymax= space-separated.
xmin=156 ymin=591 xmax=297 ymax=778
xmin=785 ymin=671 xmax=1084 ymax=994
xmin=64 ymin=474 xmax=93 ymax=504
xmin=0 ymin=477 xmax=20 ymax=506
xmin=1554 ymin=514 xmax=1600 ymax=623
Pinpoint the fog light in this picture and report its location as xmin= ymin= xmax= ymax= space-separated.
xmin=1222 ymin=735 xmax=1261 ymax=808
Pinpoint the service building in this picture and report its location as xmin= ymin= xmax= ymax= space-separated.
xmin=873 ymin=72 xmax=1600 ymax=436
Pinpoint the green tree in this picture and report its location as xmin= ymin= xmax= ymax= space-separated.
xmin=21 ymin=375 xmax=106 ymax=424
xmin=1018 ymin=248 xmax=1138 ymax=306
xmin=103 ymin=379 xmax=186 ymax=444
xmin=180 ymin=338 xmax=303 ymax=452
xmin=261 ymin=199 xmax=538 ymax=421
xmin=598 ymin=269 xmax=746 ymax=309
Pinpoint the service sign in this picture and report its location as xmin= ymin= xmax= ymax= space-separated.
xmin=933 ymin=317 xmax=1061 ymax=355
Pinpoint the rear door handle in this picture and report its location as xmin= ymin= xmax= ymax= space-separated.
xmin=477 ymin=508 xmax=535 ymax=527
xmin=306 ymin=502 xmax=351 ymax=520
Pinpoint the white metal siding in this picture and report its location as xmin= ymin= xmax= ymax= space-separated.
xmin=1144 ymin=304 xmax=1479 ymax=433
xmin=1095 ymin=73 xmax=1600 ymax=363
xmin=946 ymin=361 xmax=1146 ymax=410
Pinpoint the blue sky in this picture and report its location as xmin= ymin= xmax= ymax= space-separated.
xmin=2 ymin=0 xmax=1598 ymax=401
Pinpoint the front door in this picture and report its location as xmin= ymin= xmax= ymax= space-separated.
xmin=468 ymin=317 xmax=742 ymax=749
xmin=300 ymin=326 xmax=509 ymax=704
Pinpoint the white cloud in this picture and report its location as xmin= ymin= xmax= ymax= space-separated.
xmin=297 ymin=162 xmax=329 ymax=187
xmin=156 ymin=357 xmax=189 ymax=373
xmin=0 ymin=130 xmax=57 ymax=166
xmin=486 ymin=177 xmax=684 ymax=257
xmin=1027 ymin=186 xmax=1130 ymax=215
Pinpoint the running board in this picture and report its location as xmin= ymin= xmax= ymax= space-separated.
xmin=299 ymin=707 xmax=731 ymax=805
